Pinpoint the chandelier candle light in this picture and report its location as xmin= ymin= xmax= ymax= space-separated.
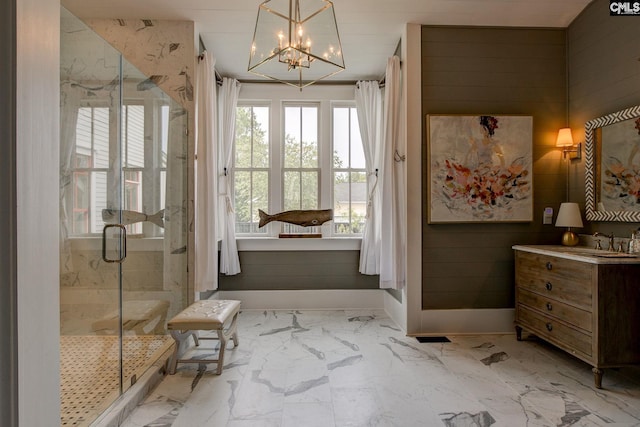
xmin=555 ymin=202 xmax=584 ymax=246
xmin=248 ymin=0 xmax=345 ymax=89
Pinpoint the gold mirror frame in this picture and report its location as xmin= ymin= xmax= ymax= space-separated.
xmin=585 ymin=105 xmax=640 ymax=222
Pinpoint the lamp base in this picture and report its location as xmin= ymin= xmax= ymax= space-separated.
xmin=561 ymin=230 xmax=579 ymax=246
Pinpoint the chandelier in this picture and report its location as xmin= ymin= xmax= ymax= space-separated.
xmin=248 ymin=0 xmax=345 ymax=89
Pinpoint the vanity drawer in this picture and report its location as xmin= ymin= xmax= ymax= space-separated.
xmin=517 ymin=288 xmax=592 ymax=331
xmin=517 ymin=305 xmax=592 ymax=357
xmin=515 ymin=252 xmax=592 ymax=309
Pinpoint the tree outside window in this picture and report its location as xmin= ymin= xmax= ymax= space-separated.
xmin=234 ymin=105 xmax=269 ymax=234
xmin=232 ymin=97 xmax=365 ymax=238
xmin=333 ymin=106 xmax=366 ymax=235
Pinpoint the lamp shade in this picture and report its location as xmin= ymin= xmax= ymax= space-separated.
xmin=555 ymin=202 xmax=583 ymax=228
xmin=556 ymin=128 xmax=574 ymax=147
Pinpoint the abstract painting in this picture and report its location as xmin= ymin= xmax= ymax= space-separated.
xmin=599 ymin=116 xmax=640 ymax=212
xmin=427 ymin=114 xmax=533 ymax=223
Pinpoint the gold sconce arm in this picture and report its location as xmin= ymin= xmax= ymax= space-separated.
xmin=562 ymin=142 xmax=582 ymax=160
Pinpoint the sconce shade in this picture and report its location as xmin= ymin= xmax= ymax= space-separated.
xmin=556 ymin=128 xmax=574 ymax=147
xmin=248 ymin=0 xmax=345 ymax=89
xmin=556 ymin=202 xmax=584 ymax=228
xmin=556 ymin=202 xmax=583 ymax=246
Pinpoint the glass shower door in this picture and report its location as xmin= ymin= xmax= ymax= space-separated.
xmin=60 ymin=8 xmax=126 ymax=424
xmin=118 ymin=61 xmax=188 ymax=393
xmin=60 ymin=7 xmax=188 ymax=425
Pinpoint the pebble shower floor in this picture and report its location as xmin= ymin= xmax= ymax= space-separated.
xmin=59 ymin=335 xmax=172 ymax=426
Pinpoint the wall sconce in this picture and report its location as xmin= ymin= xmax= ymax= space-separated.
xmin=556 ymin=127 xmax=581 ymax=160
xmin=555 ymin=202 xmax=583 ymax=246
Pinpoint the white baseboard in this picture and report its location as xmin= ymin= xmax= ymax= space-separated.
xmin=384 ymin=291 xmax=406 ymax=332
xmin=211 ymin=291 xmax=514 ymax=335
xmin=216 ymin=289 xmax=385 ymax=311
xmin=416 ymin=308 xmax=515 ymax=335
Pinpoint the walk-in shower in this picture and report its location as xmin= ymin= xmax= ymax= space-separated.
xmin=60 ymin=8 xmax=188 ymax=426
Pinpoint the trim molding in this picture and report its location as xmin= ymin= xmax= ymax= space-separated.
xmin=213 ymin=291 xmax=514 ymax=336
xmin=216 ymin=289 xmax=384 ymax=310
xmin=384 ymin=291 xmax=406 ymax=332
xmin=415 ymin=308 xmax=515 ymax=335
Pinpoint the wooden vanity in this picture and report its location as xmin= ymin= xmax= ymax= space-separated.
xmin=513 ymin=245 xmax=640 ymax=388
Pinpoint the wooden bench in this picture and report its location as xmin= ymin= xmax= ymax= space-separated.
xmin=167 ymin=299 xmax=240 ymax=375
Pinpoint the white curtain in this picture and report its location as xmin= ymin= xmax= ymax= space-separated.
xmin=379 ymin=55 xmax=406 ymax=289
xmin=218 ymin=77 xmax=241 ymax=275
xmin=355 ymin=81 xmax=383 ymax=274
xmin=194 ymin=52 xmax=219 ymax=292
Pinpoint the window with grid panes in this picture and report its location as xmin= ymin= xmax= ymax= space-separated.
xmin=234 ymin=104 xmax=270 ymax=234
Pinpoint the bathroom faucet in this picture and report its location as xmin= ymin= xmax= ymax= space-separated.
xmin=593 ymin=232 xmax=614 ymax=251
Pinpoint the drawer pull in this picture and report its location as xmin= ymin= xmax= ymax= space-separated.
xmin=546 ymin=262 xmax=553 ymax=270
xmin=546 ymin=302 xmax=553 ymax=311
xmin=545 ymin=282 xmax=553 ymax=291
xmin=546 ymin=323 xmax=553 ymax=331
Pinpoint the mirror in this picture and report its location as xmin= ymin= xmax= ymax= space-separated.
xmin=585 ymin=105 xmax=640 ymax=222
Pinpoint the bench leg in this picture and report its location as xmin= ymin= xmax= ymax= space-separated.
xmin=167 ymin=310 xmax=240 ymax=375
xmin=168 ymin=330 xmax=181 ymax=375
xmin=216 ymin=329 xmax=227 ymax=375
xmin=168 ymin=329 xmax=198 ymax=375
xmin=214 ymin=311 xmax=240 ymax=374
xmin=228 ymin=311 xmax=239 ymax=348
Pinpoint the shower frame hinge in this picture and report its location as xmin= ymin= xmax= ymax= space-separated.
xmin=130 ymin=374 xmax=137 ymax=387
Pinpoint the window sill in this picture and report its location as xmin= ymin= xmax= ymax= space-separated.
xmin=236 ymin=237 xmax=361 ymax=251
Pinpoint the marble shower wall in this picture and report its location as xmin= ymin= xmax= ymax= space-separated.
xmin=59 ymin=13 xmax=195 ymax=333
xmin=81 ymin=18 xmax=195 ymax=303
xmin=83 ymin=18 xmax=195 ymax=113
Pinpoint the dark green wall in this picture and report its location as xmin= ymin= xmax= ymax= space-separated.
xmin=0 ymin=0 xmax=18 ymax=423
xmin=567 ymin=0 xmax=640 ymax=235
xmin=218 ymin=250 xmax=379 ymax=290
xmin=421 ymin=26 xmax=568 ymax=310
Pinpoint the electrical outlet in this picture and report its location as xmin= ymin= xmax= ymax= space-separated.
xmin=543 ymin=207 xmax=553 ymax=224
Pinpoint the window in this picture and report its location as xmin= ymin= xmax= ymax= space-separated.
xmin=233 ymin=86 xmax=365 ymax=238
xmin=72 ymin=154 xmax=91 ymax=234
xmin=283 ymin=104 xmax=319 ymax=212
xmin=332 ymin=106 xmax=366 ymax=234
xmin=122 ymin=104 xmax=145 ymax=235
xmin=234 ymin=104 xmax=270 ymax=234
xmin=69 ymin=101 xmax=168 ymax=237
xmin=71 ymin=106 xmax=110 ymax=235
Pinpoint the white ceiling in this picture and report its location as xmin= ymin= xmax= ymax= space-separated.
xmin=62 ymin=0 xmax=594 ymax=83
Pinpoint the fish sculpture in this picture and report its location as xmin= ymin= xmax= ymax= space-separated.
xmin=258 ymin=209 xmax=333 ymax=228
xmin=102 ymin=209 xmax=165 ymax=228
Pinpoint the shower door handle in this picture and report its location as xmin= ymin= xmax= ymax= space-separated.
xmin=102 ymin=224 xmax=127 ymax=263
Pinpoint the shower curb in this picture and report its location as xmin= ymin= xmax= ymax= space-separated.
xmin=89 ymin=345 xmax=174 ymax=427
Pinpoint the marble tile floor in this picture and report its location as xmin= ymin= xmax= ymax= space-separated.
xmin=120 ymin=310 xmax=640 ymax=427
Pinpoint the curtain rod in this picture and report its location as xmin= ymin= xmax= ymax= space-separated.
xmin=236 ymin=79 xmax=359 ymax=86
xmin=197 ymin=37 xmax=223 ymax=86
xmin=197 ymin=53 xmax=223 ymax=86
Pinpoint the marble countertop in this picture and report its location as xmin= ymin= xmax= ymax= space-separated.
xmin=512 ymin=245 xmax=640 ymax=265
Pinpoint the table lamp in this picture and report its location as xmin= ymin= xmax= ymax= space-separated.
xmin=555 ymin=202 xmax=583 ymax=246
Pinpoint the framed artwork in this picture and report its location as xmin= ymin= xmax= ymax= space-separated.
xmin=595 ymin=113 xmax=640 ymax=216
xmin=427 ymin=114 xmax=533 ymax=223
